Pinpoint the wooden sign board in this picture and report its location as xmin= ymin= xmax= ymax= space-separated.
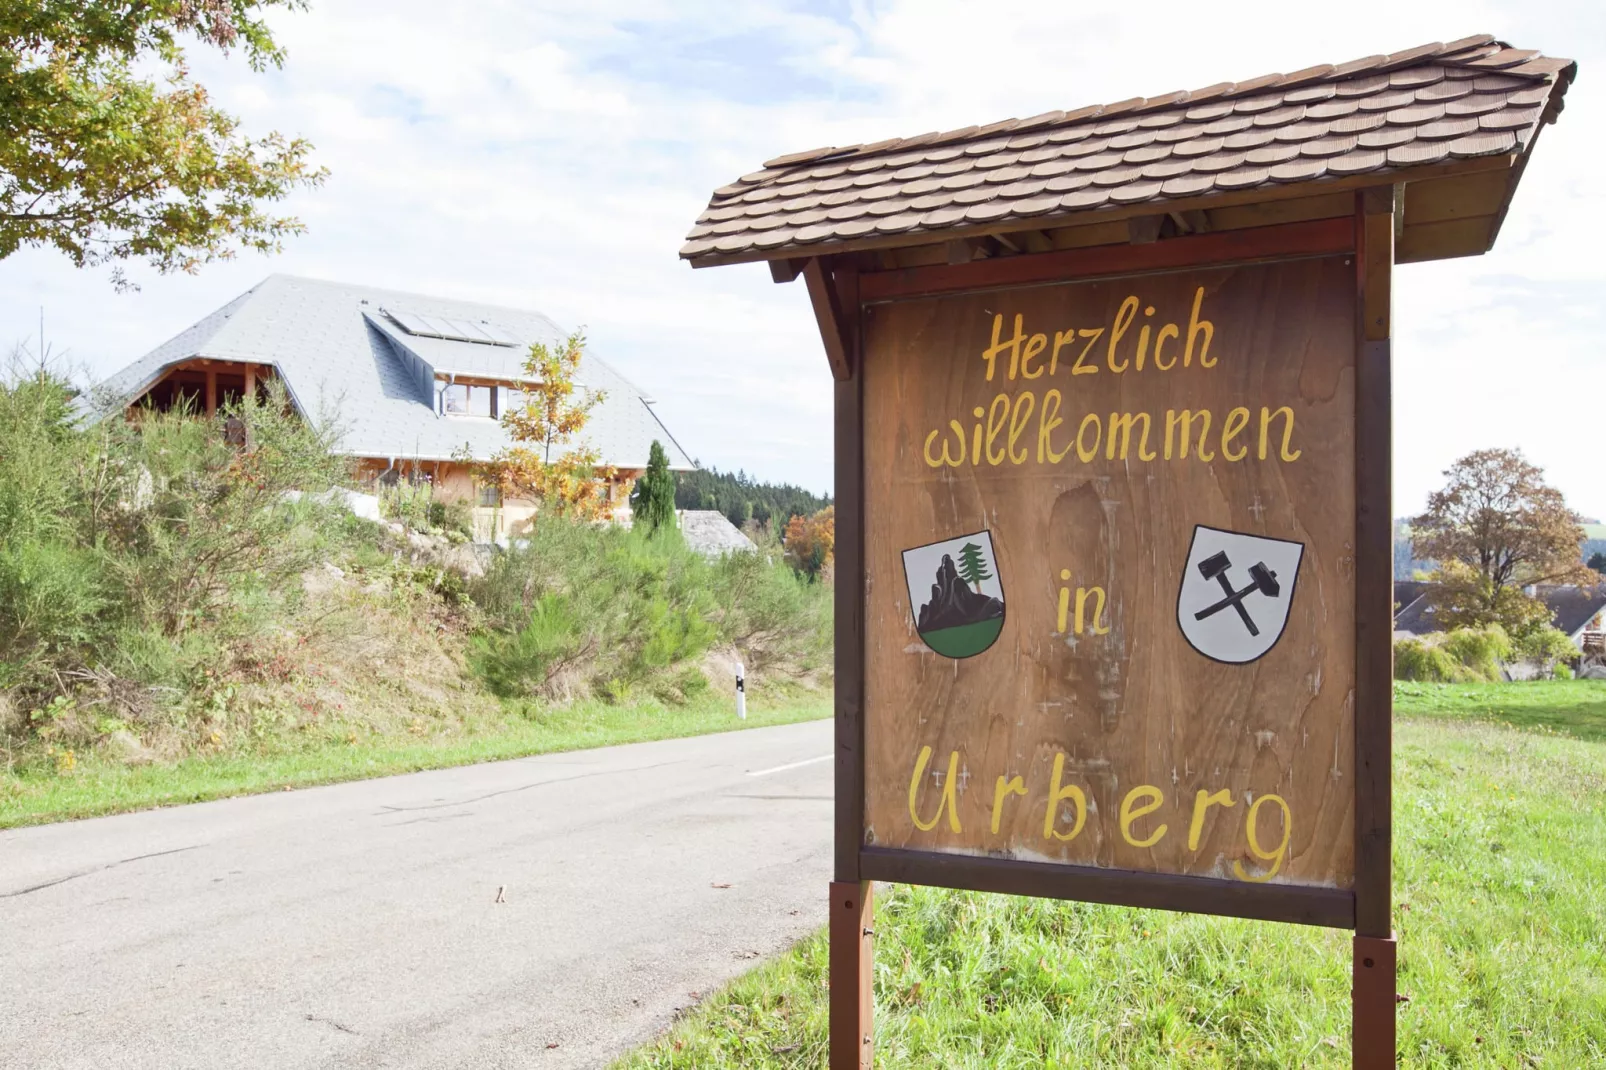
xmin=683 ymin=37 xmax=1577 ymax=1064
xmin=859 ymin=254 xmax=1357 ymax=907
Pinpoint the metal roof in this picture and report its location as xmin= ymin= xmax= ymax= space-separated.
xmin=87 ymin=275 xmax=694 ymax=471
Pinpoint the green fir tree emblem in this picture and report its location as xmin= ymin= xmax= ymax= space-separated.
xmin=956 ymin=541 xmax=992 ymax=593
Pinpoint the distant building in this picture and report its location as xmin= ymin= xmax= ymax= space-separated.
xmin=1394 ymin=581 xmax=1606 ymax=652
xmin=87 ymin=275 xmax=694 ymax=539
xmin=676 ymin=510 xmax=757 ymax=557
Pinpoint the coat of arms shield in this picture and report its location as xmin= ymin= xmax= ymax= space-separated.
xmin=1176 ymin=525 xmax=1304 ymax=664
xmin=902 ymin=530 xmax=1005 ymax=659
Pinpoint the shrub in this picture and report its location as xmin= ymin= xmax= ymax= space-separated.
xmin=1441 ymin=624 xmax=1512 ymax=682
xmin=107 ymin=388 xmax=351 ymax=635
xmin=1394 ymin=638 xmax=1456 ymax=683
xmin=466 ymin=517 xmax=831 ymax=699
xmin=378 ymin=480 xmax=471 ymax=538
xmin=0 ymin=541 xmax=108 ymax=680
xmin=706 ymin=542 xmax=832 ymax=674
xmin=469 ymin=594 xmax=586 ymax=698
xmin=0 ymin=374 xmax=356 ymax=725
xmin=1511 ymin=624 xmax=1579 ymax=668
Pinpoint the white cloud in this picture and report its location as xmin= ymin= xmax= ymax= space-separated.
xmin=1 ymin=1 xmax=1600 ymax=510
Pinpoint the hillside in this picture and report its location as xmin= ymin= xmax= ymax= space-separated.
xmin=0 ymin=377 xmax=832 ymax=824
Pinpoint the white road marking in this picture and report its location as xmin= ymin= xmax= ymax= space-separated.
xmin=746 ymin=755 xmax=832 ymax=778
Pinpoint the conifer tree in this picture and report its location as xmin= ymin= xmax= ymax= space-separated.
xmin=631 ymin=440 xmax=677 ymax=536
xmin=956 ymin=541 xmax=991 ymax=593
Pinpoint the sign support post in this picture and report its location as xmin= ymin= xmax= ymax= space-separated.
xmin=1352 ymin=185 xmax=1398 ymax=1068
xmin=823 ymin=257 xmax=873 ymax=1069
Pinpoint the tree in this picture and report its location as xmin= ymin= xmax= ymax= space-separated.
xmin=725 ymin=499 xmax=752 ymax=531
xmin=783 ymin=506 xmax=834 ymax=581
xmin=956 ymin=541 xmax=991 ymax=593
xmin=1589 ymin=551 xmax=1606 ymax=574
xmin=673 ymin=464 xmax=830 ymax=528
xmin=478 ymin=331 xmax=615 ymax=520
xmin=630 ymin=440 xmax=676 ymax=537
xmin=1412 ymin=448 xmax=1590 ymax=633
xmin=1 ymin=1 xmax=327 ymax=287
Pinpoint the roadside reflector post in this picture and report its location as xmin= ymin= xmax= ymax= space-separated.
xmin=735 ymin=661 xmax=746 ymax=719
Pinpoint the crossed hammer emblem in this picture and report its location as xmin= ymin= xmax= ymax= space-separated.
xmin=1193 ymin=550 xmax=1282 ymax=636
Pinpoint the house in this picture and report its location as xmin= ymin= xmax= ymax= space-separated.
xmin=87 ymin=275 xmax=694 ymax=538
xmin=1536 ymin=585 xmax=1606 ymax=654
xmin=1393 ymin=580 xmax=1606 ymax=651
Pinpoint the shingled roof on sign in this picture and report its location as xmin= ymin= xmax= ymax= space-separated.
xmin=681 ymin=36 xmax=1576 ymax=269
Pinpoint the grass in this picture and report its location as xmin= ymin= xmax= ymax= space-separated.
xmin=618 ymin=689 xmax=1606 ymax=1068
xmin=1394 ymin=677 xmax=1606 ymax=743
xmin=0 ymin=691 xmax=830 ymax=829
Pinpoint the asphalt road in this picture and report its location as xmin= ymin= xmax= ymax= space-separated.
xmin=0 ymin=719 xmax=834 ymax=1069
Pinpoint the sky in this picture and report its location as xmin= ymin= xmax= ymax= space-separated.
xmin=2 ymin=1 xmax=1601 ymax=515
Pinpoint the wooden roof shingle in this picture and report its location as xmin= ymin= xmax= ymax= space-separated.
xmin=682 ymin=36 xmax=1576 ymax=268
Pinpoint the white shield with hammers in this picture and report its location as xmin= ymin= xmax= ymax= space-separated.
xmin=1175 ymin=525 xmax=1305 ymax=664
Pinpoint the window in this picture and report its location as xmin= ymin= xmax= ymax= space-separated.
xmin=503 ymin=387 xmax=527 ymax=414
xmin=478 ymin=483 xmax=503 ymax=507
xmin=442 ymin=383 xmax=495 ymax=417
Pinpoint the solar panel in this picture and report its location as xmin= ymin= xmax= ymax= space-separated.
xmin=383 ymin=308 xmax=520 ymax=347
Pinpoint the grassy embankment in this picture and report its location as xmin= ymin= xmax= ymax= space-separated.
xmin=619 ymin=682 xmax=1606 ymax=1069
xmin=0 ymin=691 xmax=828 ymax=829
xmin=1 ymin=374 xmax=835 ymax=830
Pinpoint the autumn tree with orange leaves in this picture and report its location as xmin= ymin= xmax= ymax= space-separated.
xmin=475 ymin=331 xmax=616 ymax=520
xmin=784 ymin=506 xmax=835 ymax=581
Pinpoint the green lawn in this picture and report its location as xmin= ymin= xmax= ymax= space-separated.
xmin=0 ymin=692 xmax=830 ymax=829
xmin=619 ymin=687 xmax=1606 ymax=1068
xmin=1394 ymin=678 xmax=1606 ymax=743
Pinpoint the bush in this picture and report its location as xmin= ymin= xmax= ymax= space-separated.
xmin=469 ymin=594 xmax=585 ymax=698
xmin=1441 ymin=624 xmax=1512 ymax=682
xmin=467 ymin=517 xmax=831 ymax=699
xmin=378 ymin=481 xmax=472 ymax=538
xmin=0 ymin=374 xmax=355 ymax=719
xmin=706 ymin=541 xmax=832 ymax=674
xmin=1394 ymin=638 xmax=1457 ymax=683
xmin=1511 ymin=624 xmax=1579 ymax=667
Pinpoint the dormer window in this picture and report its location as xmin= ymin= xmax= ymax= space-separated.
xmin=442 ymin=382 xmax=495 ymax=418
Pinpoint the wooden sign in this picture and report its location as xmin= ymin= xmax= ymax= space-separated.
xmin=861 ymin=256 xmax=1357 ymax=900
xmin=684 ymin=35 xmax=1577 ymax=1065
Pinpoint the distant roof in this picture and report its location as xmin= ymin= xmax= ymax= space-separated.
xmin=1393 ymin=581 xmax=1606 ymax=638
xmin=676 ymin=510 xmax=757 ymax=557
xmin=87 ymin=275 xmax=693 ymax=470
xmin=1393 ymin=582 xmax=1442 ymax=637
xmin=683 ymin=35 xmax=1575 ymax=267
xmin=1394 ymin=580 xmax=1434 ymax=613
xmin=1534 ymin=585 xmax=1606 ymax=637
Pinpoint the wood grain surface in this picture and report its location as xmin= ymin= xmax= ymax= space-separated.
xmin=861 ymin=254 xmax=1356 ymax=888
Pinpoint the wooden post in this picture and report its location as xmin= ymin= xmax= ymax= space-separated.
xmin=244 ymin=365 xmax=257 ymax=403
xmin=828 ymin=256 xmax=872 ymax=1070
xmin=204 ymin=365 xmax=217 ymax=419
xmin=829 ymin=881 xmax=873 ymax=1070
xmin=1353 ymin=185 xmax=1396 ymax=1068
